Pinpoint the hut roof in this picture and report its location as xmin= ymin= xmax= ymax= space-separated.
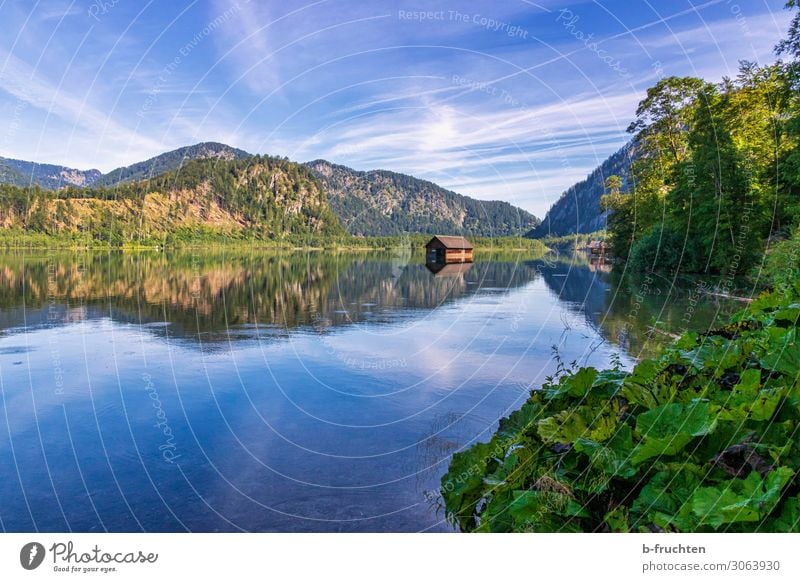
xmin=426 ymin=235 xmax=474 ymax=250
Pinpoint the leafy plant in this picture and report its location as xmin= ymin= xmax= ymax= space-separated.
xmin=442 ymin=284 xmax=800 ymax=532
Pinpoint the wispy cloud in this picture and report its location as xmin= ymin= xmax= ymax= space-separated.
xmin=0 ymin=0 xmax=793 ymax=215
xmin=0 ymin=50 xmax=165 ymax=167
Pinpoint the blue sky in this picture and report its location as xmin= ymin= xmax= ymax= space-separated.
xmin=0 ymin=0 xmax=793 ymax=217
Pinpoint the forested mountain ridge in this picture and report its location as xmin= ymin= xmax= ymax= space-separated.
xmin=306 ymin=159 xmax=540 ymax=237
xmin=1 ymin=144 xmax=539 ymax=238
xmin=0 ymin=156 xmax=342 ymax=244
xmin=0 ymin=142 xmax=248 ymax=191
xmin=527 ymin=142 xmax=636 ymax=238
xmin=93 ymin=142 xmax=251 ymax=186
xmin=0 ymin=156 xmax=102 ymax=189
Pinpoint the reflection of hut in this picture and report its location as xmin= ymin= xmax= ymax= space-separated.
xmin=425 ymin=236 xmax=474 ymax=264
xmin=587 ymin=259 xmax=612 ymax=273
xmin=425 ymin=262 xmax=473 ymax=277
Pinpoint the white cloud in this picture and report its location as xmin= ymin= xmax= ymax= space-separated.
xmin=283 ymin=87 xmax=638 ymax=215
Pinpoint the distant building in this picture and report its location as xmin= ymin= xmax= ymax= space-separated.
xmin=587 ymin=240 xmax=609 ymax=255
xmin=425 ymin=236 xmax=474 ymax=264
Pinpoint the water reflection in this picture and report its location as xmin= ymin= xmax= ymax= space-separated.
xmin=1 ymin=251 xmax=544 ymax=341
xmin=0 ymin=250 xmax=742 ymax=532
xmin=537 ymin=251 xmax=742 ymax=359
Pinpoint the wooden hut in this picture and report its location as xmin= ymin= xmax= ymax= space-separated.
xmin=587 ymin=240 xmax=608 ymax=256
xmin=425 ymin=236 xmax=474 ymax=264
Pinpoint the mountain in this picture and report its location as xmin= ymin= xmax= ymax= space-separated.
xmin=0 ymin=156 xmax=342 ymax=243
xmin=0 ymin=156 xmax=102 ymax=189
xmin=306 ymin=160 xmax=539 ymax=237
xmin=0 ymin=143 xmax=539 ymax=238
xmin=0 ymin=142 xmax=248 ymax=191
xmin=0 ymin=161 xmax=28 ymax=186
xmin=527 ymin=142 xmax=637 ymax=238
xmin=92 ymin=142 xmax=251 ymax=186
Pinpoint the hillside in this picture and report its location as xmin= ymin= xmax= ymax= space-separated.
xmin=0 ymin=161 xmax=28 ymax=187
xmin=527 ymin=142 xmax=636 ymax=238
xmin=0 ymin=156 xmax=102 ymax=189
xmin=0 ymin=143 xmax=540 ymax=238
xmin=306 ymin=160 xmax=539 ymax=237
xmin=0 ymin=142 xmax=247 ymax=191
xmin=0 ymin=156 xmax=342 ymax=244
xmin=93 ymin=142 xmax=251 ymax=186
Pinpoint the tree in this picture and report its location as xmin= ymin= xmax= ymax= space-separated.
xmin=669 ymin=86 xmax=756 ymax=274
xmin=604 ymin=175 xmax=622 ymax=196
xmin=776 ymin=0 xmax=800 ymax=60
xmin=627 ymin=76 xmax=706 ymax=165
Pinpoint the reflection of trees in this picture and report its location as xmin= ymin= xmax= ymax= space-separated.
xmin=537 ymin=258 xmax=742 ymax=359
xmin=0 ymin=249 xmax=741 ymax=358
xmin=0 ymin=252 xmax=543 ymax=343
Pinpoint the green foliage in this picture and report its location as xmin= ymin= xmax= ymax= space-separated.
xmin=628 ymin=226 xmax=685 ymax=273
xmin=599 ymin=5 xmax=800 ymax=274
xmin=763 ymin=228 xmax=800 ymax=289
xmin=442 ymin=286 xmax=800 ymax=532
xmin=308 ymin=160 xmax=540 ymax=237
xmin=776 ymin=0 xmax=800 ymax=60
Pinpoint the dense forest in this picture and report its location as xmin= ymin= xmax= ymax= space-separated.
xmin=307 ymin=160 xmax=540 ymax=237
xmin=0 ymin=155 xmax=343 ymax=245
xmin=601 ymin=12 xmax=800 ymax=278
xmin=92 ymin=142 xmax=251 ymax=187
xmin=0 ymin=144 xmax=541 ymax=242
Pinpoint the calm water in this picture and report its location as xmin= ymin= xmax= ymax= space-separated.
xmin=0 ymin=249 xmax=740 ymax=532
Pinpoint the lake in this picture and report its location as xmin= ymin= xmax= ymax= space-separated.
xmin=0 ymin=249 xmax=741 ymax=532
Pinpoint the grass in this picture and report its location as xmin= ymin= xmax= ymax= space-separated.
xmin=0 ymin=229 xmax=550 ymax=253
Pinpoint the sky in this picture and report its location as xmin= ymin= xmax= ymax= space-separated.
xmin=0 ymin=0 xmax=794 ymax=217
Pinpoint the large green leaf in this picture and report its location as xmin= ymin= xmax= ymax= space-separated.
xmin=689 ymin=468 xmax=795 ymax=529
xmin=633 ymin=465 xmax=703 ymax=530
xmin=537 ymin=402 xmax=620 ymax=445
xmin=544 ymin=367 xmax=598 ymax=399
xmin=716 ymin=368 xmax=786 ymax=422
xmin=621 ymin=360 xmax=664 ymax=408
xmin=574 ymin=424 xmax=636 ymax=478
xmin=681 ymin=337 xmax=744 ymax=374
xmin=761 ymin=328 xmax=800 ymax=380
xmin=763 ymin=495 xmax=800 ymax=532
xmin=631 ymin=401 xmax=717 ymax=464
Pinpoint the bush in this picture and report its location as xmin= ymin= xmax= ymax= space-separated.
xmin=442 ymin=283 xmax=800 ymax=532
xmin=763 ymin=229 xmax=800 ymax=291
xmin=628 ymin=226 xmax=685 ymax=273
